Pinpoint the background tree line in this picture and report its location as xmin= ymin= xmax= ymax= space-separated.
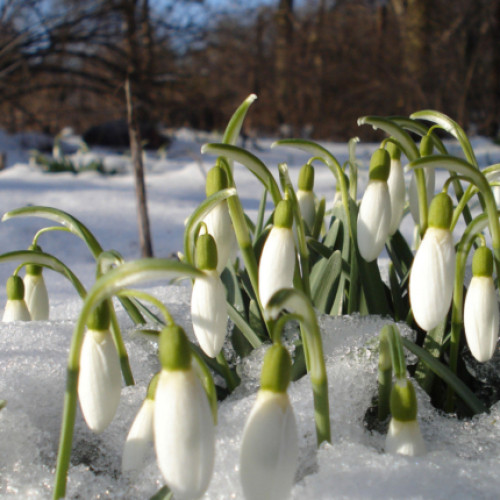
xmin=1 ymin=0 xmax=499 ymax=141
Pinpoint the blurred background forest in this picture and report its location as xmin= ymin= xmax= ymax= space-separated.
xmin=1 ymin=0 xmax=500 ymax=141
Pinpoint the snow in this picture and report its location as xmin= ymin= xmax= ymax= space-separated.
xmin=1 ymin=127 xmax=500 ymax=499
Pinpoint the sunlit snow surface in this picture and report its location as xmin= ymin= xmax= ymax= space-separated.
xmin=1 ymin=129 xmax=500 ymax=498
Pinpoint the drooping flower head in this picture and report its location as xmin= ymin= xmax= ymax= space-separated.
xmin=258 ymin=198 xmax=296 ymax=308
xmin=191 ymin=233 xmax=228 ymax=357
xmin=23 ymin=244 xmax=49 ymax=320
xmin=357 ymin=148 xmax=392 ymax=262
xmin=385 ymin=142 xmax=406 ymax=236
xmin=2 ymin=275 xmax=31 ymax=322
xmin=203 ymin=165 xmax=237 ymax=274
xmin=122 ymin=373 xmax=159 ymax=474
xmin=385 ymin=377 xmax=426 ymax=457
xmin=409 ymin=192 xmax=455 ymax=331
xmin=464 ymin=246 xmax=499 ymax=362
xmin=240 ymin=343 xmax=299 ymax=500
xmin=154 ymin=325 xmax=215 ymax=500
xmin=296 ymin=163 xmax=316 ymax=233
xmin=78 ymin=300 xmax=122 ymax=433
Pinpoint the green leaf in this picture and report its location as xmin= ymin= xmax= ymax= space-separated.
xmin=310 ymin=250 xmax=342 ymax=313
xmin=222 ymin=94 xmax=257 ymax=146
xmin=312 ymin=197 xmax=326 ymax=240
xmin=0 ymin=250 xmax=86 ymax=298
xmin=254 ymin=189 xmax=268 ymax=238
xmin=307 ymin=238 xmax=334 ymax=260
xmin=149 ymin=486 xmax=172 ymax=500
xmin=410 ymin=110 xmax=478 ymax=166
xmin=0 ymin=400 xmax=6 ymax=411
xmin=357 ymin=116 xmax=419 ymax=161
xmin=390 ymin=116 xmax=448 ymax=155
xmin=2 ymin=206 xmax=103 ymax=258
xmin=401 ymin=337 xmax=487 ymax=415
xmin=201 ymin=143 xmax=282 ymax=205
xmin=227 ymin=302 xmax=263 ymax=349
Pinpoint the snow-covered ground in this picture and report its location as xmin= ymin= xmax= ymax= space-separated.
xmin=1 ymin=127 xmax=500 ymax=499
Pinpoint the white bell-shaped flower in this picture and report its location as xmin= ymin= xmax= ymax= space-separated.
xmin=296 ymin=163 xmax=316 ymax=232
xmin=78 ymin=303 xmax=122 ymax=433
xmin=385 ymin=378 xmax=426 ymax=457
xmin=259 ymin=199 xmax=295 ymax=308
xmin=386 ymin=143 xmax=406 ymax=235
xmin=240 ymin=344 xmax=298 ymax=500
xmin=154 ymin=325 xmax=215 ymax=500
xmin=464 ymin=247 xmax=499 ymax=362
xmin=24 ymin=268 xmax=49 ymax=320
xmin=122 ymin=374 xmax=158 ymax=474
xmin=409 ymin=135 xmax=435 ymax=226
xmin=2 ymin=275 xmax=31 ymax=322
xmin=203 ymin=165 xmax=237 ymax=274
xmin=357 ymin=148 xmax=392 ymax=262
xmin=409 ymin=193 xmax=455 ymax=331
xmin=191 ymin=233 xmax=228 ymax=357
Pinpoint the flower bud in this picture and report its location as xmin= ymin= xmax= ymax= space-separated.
xmin=158 ymin=325 xmax=192 ymax=371
xmin=385 ymin=143 xmax=406 ymax=235
xmin=3 ymin=275 xmax=31 ymax=322
xmin=260 ymin=343 xmax=292 ymax=394
xmin=24 ymin=245 xmax=49 ymax=320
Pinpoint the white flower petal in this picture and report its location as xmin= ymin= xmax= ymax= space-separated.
xmin=258 ymin=227 xmax=295 ymax=307
xmin=2 ymin=299 xmax=31 ymax=322
xmin=297 ymin=190 xmax=315 ymax=231
xmin=191 ymin=270 xmax=228 ymax=358
xmin=240 ymin=390 xmax=299 ymax=500
xmin=122 ymin=398 xmax=155 ymax=474
xmin=385 ymin=418 xmax=426 ymax=457
xmin=154 ymin=369 xmax=215 ymax=500
xmin=24 ymin=273 xmax=49 ymax=320
xmin=409 ymin=227 xmax=455 ymax=331
xmin=204 ymin=202 xmax=237 ymax=274
xmin=464 ymin=276 xmax=499 ymax=362
xmin=356 ymin=181 xmax=392 ymax=262
xmin=409 ymin=167 xmax=435 ymax=225
xmin=78 ymin=329 xmax=122 ymax=433
xmin=387 ymin=158 xmax=406 ymax=235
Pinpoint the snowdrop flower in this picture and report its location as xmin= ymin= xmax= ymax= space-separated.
xmin=409 ymin=193 xmax=455 ymax=331
xmin=464 ymin=247 xmax=499 ymax=362
xmin=409 ymin=135 xmax=435 ymax=226
xmin=240 ymin=343 xmax=298 ymax=500
xmin=154 ymin=325 xmax=215 ymax=500
xmin=23 ymin=246 xmax=49 ymax=320
xmin=2 ymin=275 xmax=31 ymax=322
xmin=357 ymin=148 xmax=392 ymax=262
xmin=386 ymin=143 xmax=406 ymax=235
xmin=385 ymin=378 xmax=426 ymax=457
xmin=259 ymin=199 xmax=296 ymax=307
xmin=296 ymin=163 xmax=316 ymax=232
xmin=203 ymin=165 xmax=237 ymax=274
xmin=122 ymin=374 xmax=158 ymax=474
xmin=78 ymin=301 xmax=122 ymax=433
xmin=191 ymin=233 xmax=228 ymax=357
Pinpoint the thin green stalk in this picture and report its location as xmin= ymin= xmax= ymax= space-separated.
xmin=378 ymin=327 xmax=393 ymax=421
xmin=215 ymin=352 xmax=239 ymax=392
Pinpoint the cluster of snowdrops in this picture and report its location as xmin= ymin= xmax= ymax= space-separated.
xmin=1 ymin=95 xmax=499 ymax=500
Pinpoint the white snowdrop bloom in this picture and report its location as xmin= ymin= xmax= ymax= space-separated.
xmin=240 ymin=390 xmax=298 ymax=500
xmin=154 ymin=325 xmax=215 ymax=500
xmin=203 ymin=165 xmax=237 ymax=274
xmin=2 ymin=275 xmax=31 ymax=322
xmin=24 ymin=271 xmax=49 ymax=320
xmin=259 ymin=199 xmax=295 ymax=308
xmin=385 ymin=378 xmax=426 ymax=457
xmin=464 ymin=247 xmax=499 ymax=362
xmin=409 ymin=193 xmax=455 ymax=331
xmin=78 ymin=304 xmax=122 ymax=433
xmin=240 ymin=343 xmax=298 ymax=500
xmin=357 ymin=149 xmax=392 ymax=262
xmin=296 ymin=163 xmax=316 ymax=232
xmin=122 ymin=397 xmax=155 ymax=473
xmin=386 ymin=143 xmax=406 ymax=235
xmin=409 ymin=135 xmax=435 ymax=226
xmin=192 ymin=233 xmax=228 ymax=357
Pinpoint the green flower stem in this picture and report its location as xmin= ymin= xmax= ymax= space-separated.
xmin=215 ymin=351 xmax=239 ymax=392
xmin=192 ymin=350 xmax=218 ymax=424
xmin=108 ymin=300 xmax=134 ymax=386
xmin=32 ymin=226 xmax=73 ymax=246
xmin=53 ymin=259 xmax=204 ymax=499
xmin=378 ymin=327 xmax=393 ymax=421
xmin=446 ymin=213 xmax=490 ymax=412
xmin=117 ymin=289 xmax=174 ymax=325
xmin=266 ymin=288 xmax=331 ymax=445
